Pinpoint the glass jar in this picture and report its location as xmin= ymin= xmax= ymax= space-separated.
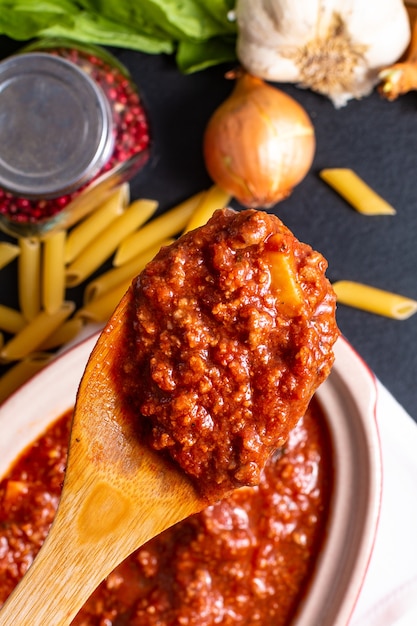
xmin=0 ymin=39 xmax=151 ymax=239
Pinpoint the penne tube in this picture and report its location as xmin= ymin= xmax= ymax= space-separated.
xmin=183 ymin=185 xmax=231 ymax=233
xmin=84 ymin=239 xmax=173 ymax=303
xmin=0 ymin=353 xmax=53 ymax=404
xmin=0 ymin=301 xmax=75 ymax=362
xmin=65 ymin=184 xmax=130 ymax=263
xmin=113 ymin=191 xmax=205 ymax=267
xmin=18 ymin=237 xmax=41 ymax=321
xmin=65 ymin=198 xmax=158 ymax=287
xmin=76 ymin=281 xmax=131 ymax=324
xmin=0 ymin=304 xmax=26 ymax=335
xmin=37 ymin=317 xmax=85 ymax=351
xmin=320 ymin=169 xmax=396 ymax=215
xmin=0 ymin=242 xmax=20 ymax=270
xmin=42 ymin=230 xmax=66 ymax=314
xmin=333 ymin=280 xmax=417 ymax=320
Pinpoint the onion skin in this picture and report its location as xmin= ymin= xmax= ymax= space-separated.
xmin=203 ymin=73 xmax=315 ymax=208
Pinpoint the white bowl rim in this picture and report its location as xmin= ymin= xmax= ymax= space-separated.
xmin=0 ymin=333 xmax=382 ymax=626
xmin=294 ymin=337 xmax=382 ymax=626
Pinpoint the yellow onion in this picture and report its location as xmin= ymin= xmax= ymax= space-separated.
xmin=203 ymin=72 xmax=315 ymax=208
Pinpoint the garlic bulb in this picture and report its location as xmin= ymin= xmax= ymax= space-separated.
xmin=235 ymin=0 xmax=411 ymax=108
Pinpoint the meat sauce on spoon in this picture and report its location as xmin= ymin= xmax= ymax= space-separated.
xmin=0 ymin=209 xmax=338 ymax=625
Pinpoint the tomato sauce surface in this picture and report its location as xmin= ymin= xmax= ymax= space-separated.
xmin=0 ymin=399 xmax=333 ymax=625
xmin=117 ymin=208 xmax=338 ymax=499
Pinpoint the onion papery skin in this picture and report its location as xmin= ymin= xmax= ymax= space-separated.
xmin=203 ymin=73 xmax=316 ymax=208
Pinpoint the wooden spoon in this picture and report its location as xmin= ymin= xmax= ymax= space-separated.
xmin=0 ymin=290 xmax=207 ymax=625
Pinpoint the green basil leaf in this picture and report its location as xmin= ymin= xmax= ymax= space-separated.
xmin=177 ymin=36 xmax=237 ymax=73
xmin=0 ymin=0 xmax=238 ymax=72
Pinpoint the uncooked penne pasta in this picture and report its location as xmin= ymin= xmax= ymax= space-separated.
xmin=0 ymin=301 xmax=75 ymax=362
xmin=18 ymin=238 xmax=41 ymax=321
xmin=184 ymin=185 xmax=231 ymax=233
xmin=320 ymin=169 xmax=396 ymax=215
xmin=0 ymin=353 xmax=53 ymax=404
xmin=76 ymin=281 xmax=132 ymax=323
xmin=84 ymin=239 xmax=173 ymax=303
xmin=65 ymin=184 xmax=129 ymax=264
xmin=43 ymin=231 xmax=66 ymax=314
xmin=333 ymin=280 xmax=417 ymax=320
xmin=113 ymin=191 xmax=205 ymax=267
xmin=65 ymin=198 xmax=158 ymax=287
xmin=0 ymin=242 xmax=20 ymax=270
xmin=0 ymin=304 xmax=26 ymax=335
xmin=37 ymin=317 xmax=84 ymax=351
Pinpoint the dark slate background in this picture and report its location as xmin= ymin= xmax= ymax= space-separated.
xmin=1 ymin=38 xmax=416 ymax=420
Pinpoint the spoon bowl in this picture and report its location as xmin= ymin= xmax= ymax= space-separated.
xmin=0 ymin=290 xmax=206 ymax=626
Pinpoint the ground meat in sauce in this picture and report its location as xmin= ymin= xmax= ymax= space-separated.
xmin=117 ymin=208 xmax=338 ymax=498
xmin=0 ymin=399 xmax=333 ymax=626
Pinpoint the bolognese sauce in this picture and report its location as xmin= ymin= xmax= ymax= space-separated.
xmin=117 ymin=208 xmax=338 ymax=498
xmin=0 ymin=207 xmax=338 ymax=624
xmin=0 ymin=399 xmax=333 ymax=625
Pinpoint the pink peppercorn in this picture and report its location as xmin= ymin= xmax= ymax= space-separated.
xmin=0 ymin=40 xmax=151 ymax=238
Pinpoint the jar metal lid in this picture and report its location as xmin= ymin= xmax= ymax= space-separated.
xmin=0 ymin=52 xmax=114 ymax=199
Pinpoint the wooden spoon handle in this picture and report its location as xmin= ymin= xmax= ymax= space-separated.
xmin=0 ymin=484 xmax=109 ymax=624
xmin=0 ymin=293 xmax=205 ymax=625
xmin=0 ymin=460 xmax=201 ymax=625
